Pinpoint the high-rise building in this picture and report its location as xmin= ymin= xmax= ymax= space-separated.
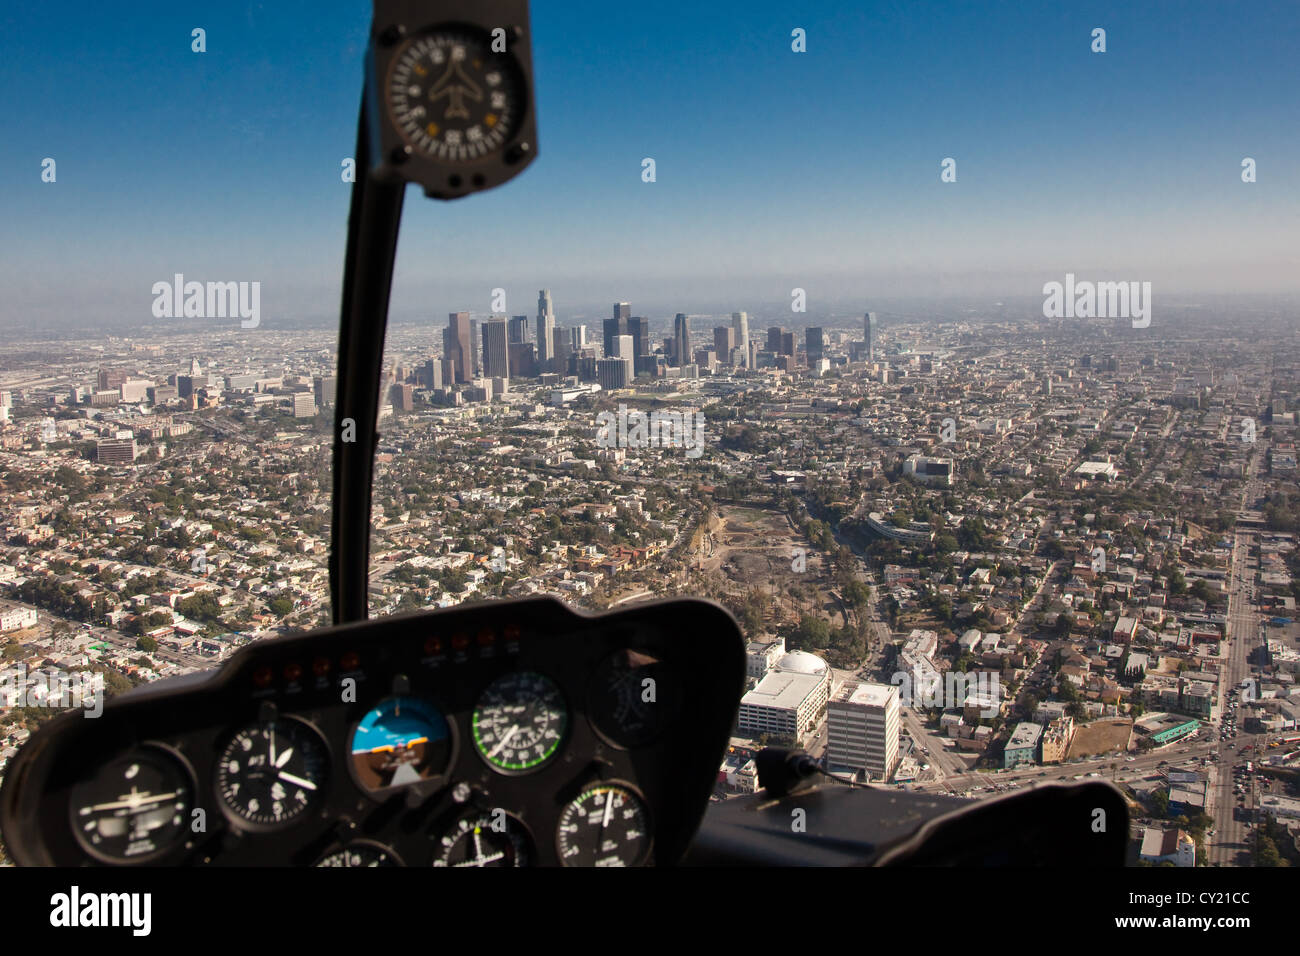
xmin=806 ymin=327 xmax=825 ymax=365
xmin=864 ymin=312 xmax=875 ymax=363
xmin=97 ymin=369 xmax=129 ymax=392
xmin=826 ymin=681 xmax=900 ymax=782
xmin=731 ymin=312 xmax=749 ymax=367
xmin=570 ymin=325 xmax=587 ymax=349
xmin=780 ymin=331 xmax=796 ymax=357
xmin=293 ymin=391 xmax=318 ymax=418
xmin=602 ymin=314 xmax=629 ymax=359
xmin=597 ymin=357 xmax=633 ymax=390
xmin=313 ymin=375 xmax=337 ymax=407
xmin=96 ymin=437 xmax=138 ymax=465
xmin=508 ymin=315 xmax=530 ymax=344
xmin=766 ymin=327 xmax=783 ymax=353
xmin=482 ymin=318 xmax=511 ymax=379
xmin=536 ymin=290 xmax=555 ymax=366
xmin=389 ymin=383 xmax=415 ymax=412
xmin=628 ymin=317 xmax=649 ymax=357
xmin=507 ymin=342 xmax=535 ymax=379
xmin=614 ymin=334 xmax=634 ymax=362
xmin=672 ymin=313 xmax=691 ymax=367
xmin=421 ymin=359 xmax=442 ymax=389
xmin=613 ymin=302 xmax=631 ymax=323
xmin=551 ymin=326 xmax=572 ymax=375
xmin=444 ymin=312 xmax=474 ymax=384
xmin=714 ymin=326 xmax=735 ymax=363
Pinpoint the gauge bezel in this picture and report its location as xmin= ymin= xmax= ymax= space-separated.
xmin=345 ymin=694 xmax=460 ymax=801
xmin=431 ymin=808 xmax=533 ymax=867
xmin=585 ymin=648 xmax=682 ymax=751
xmin=470 ymin=670 xmax=569 ymax=776
xmin=382 ymin=25 xmax=529 ymax=168
xmin=68 ymin=741 xmax=197 ymax=865
xmin=314 ymin=839 xmax=406 ymax=867
xmin=555 ymin=779 xmax=654 ymax=868
xmin=214 ymin=714 xmax=331 ymax=833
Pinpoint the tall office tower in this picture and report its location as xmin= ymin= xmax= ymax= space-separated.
xmin=805 ymin=327 xmax=825 ymax=365
xmin=780 ymin=331 xmax=796 ymax=357
xmin=602 ymin=314 xmax=629 ymax=359
xmin=864 ymin=312 xmax=875 ymax=363
xmin=482 ymin=318 xmax=511 ymax=378
xmin=444 ymin=312 xmax=474 ymax=384
xmin=508 ymin=315 xmax=530 ymax=344
xmin=826 ymin=681 xmax=900 ymax=782
xmin=551 ymin=326 xmax=572 ymax=374
xmin=713 ymin=326 xmax=735 ymax=364
xmin=597 ymin=357 xmax=633 ymax=390
xmin=422 ymin=358 xmax=442 ymax=389
xmin=766 ymin=327 xmax=782 ymax=353
xmin=1042 ymin=374 xmax=1052 ymax=396
xmin=507 ymin=342 xmax=535 ymax=379
xmin=536 ymin=290 xmax=555 ymax=366
xmin=672 ymin=313 xmax=691 ymax=367
xmin=470 ymin=319 xmax=482 ymax=377
xmin=731 ymin=312 xmax=749 ymax=366
xmin=313 ymin=375 xmax=338 ymax=407
xmin=628 ymin=317 xmax=650 ymax=358
xmin=614 ymin=334 xmax=635 ymax=362
xmin=613 ymin=302 xmax=631 ymax=323
xmin=571 ymin=325 xmax=587 ymax=349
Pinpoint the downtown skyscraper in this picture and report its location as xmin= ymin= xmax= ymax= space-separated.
xmin=536 ymin=290 xmax=555 ymax=367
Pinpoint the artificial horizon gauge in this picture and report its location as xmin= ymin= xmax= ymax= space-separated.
xmin=556 ymin=783 xmax=652 ymax=867
xmin=216 ymin=717 xmax=328 ymax=829
xmin=315 ymin=842 xmax=403 ymax=867
xmin=386 ymin=28 xmax=526 ymax=164
xmin=70 ymin=745 xmax=193 ymax=863
xmin=471 ymin=671 xmax=567 ymax=773
xmin=350 ymin=696 xmax=452 ymax=793
xmin=432 ymin=810 xmax=530 ymax=867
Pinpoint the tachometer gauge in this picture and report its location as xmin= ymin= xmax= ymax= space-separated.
xmin=386 ymin=28 xmax=526 ymax=165
xmin=216 ymin=717 xmax=328 ymax=829
xmin=70 ymin=745 xmax=193 ymax=863
xmin=589 ymin=649 xmax=682 ymax=748
xmin=316 ymin=841 xmax=403 ymax=867
xmin=350 ymin=697 xmax=452 ymax=793
xmin=433 ymin=810 xmax=530 ymax=867
xmin=556 ymin=783 xmax=651 ymax=867
xmin=472 ymin=671 xmax=566 ymax=773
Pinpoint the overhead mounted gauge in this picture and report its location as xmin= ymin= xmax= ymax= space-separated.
xmin=365 ymin=1 xmax=538 ymax=199
xmin=315 ymin=841 xmax=404 ymax=867
xmin=216 ymin=717 xmax=329 ymax=830
xmin=471 ymin=671 xmax=567 ymax=773
xmin=69 ymin=744 xmax=194 ymax=864
xmin=432 ymin=810 xmax=531 ymax=867
xmin=349 ymin=696 xmax=453 ymax=794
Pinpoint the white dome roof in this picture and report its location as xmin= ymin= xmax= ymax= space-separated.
xmin=775 ymin=650 xmax=828 ymax=676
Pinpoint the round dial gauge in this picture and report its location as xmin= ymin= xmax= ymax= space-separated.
xmin=556 ymin=783 xmax=652 ymax=867
xmin=316 ymin=842 xmax=403 ymax=867
xmin=386 ymin=28 xmax=525 ymax=163
xmin=589 ymin=649 xmax=682 ymax=749
xmin=433 ymin=811 xmax=530 ymax=867
xmin=70 ymin=746 xmax=193 ymax=863
xmin=216 ymin=717 xmax=328 ymax=828
xmin=472 ymin=671 xmax=567 ymax=773
xmin=350 ymin=697 xmax=452 ymax=793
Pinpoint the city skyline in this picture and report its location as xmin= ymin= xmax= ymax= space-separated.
xmin=3 ymin=0 xmax=1300 ymax=329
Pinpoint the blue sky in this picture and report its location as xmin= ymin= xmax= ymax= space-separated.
xmin=2 ymin=0 xmax=1298 ymax=328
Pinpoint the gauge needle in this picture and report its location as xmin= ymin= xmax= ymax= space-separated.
xmin=86 ymin=789 xmax=180 ymax=813
xmin=278 ymin=771 xmax=316 ymax=790
xmin=275 ymin=747 xmax=295 ymax=768
xmin=601 ymin=792 xmax=614 ymax=829
xmin=489 ymin=726 xmax=518 ymax=758
xmin=269 ymin=729 xmax=276 ymax=767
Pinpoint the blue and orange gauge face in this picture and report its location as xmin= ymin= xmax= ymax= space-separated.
xmin=350 ymin=697 xmax=452 ymax=793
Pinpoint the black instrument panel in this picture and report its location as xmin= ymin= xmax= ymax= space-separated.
xmin=0 ymin=597 xmax=745 ymax=867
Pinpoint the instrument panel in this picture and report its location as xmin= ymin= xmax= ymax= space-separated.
xmin=0 ymin=597 xmax=745 ymax=867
